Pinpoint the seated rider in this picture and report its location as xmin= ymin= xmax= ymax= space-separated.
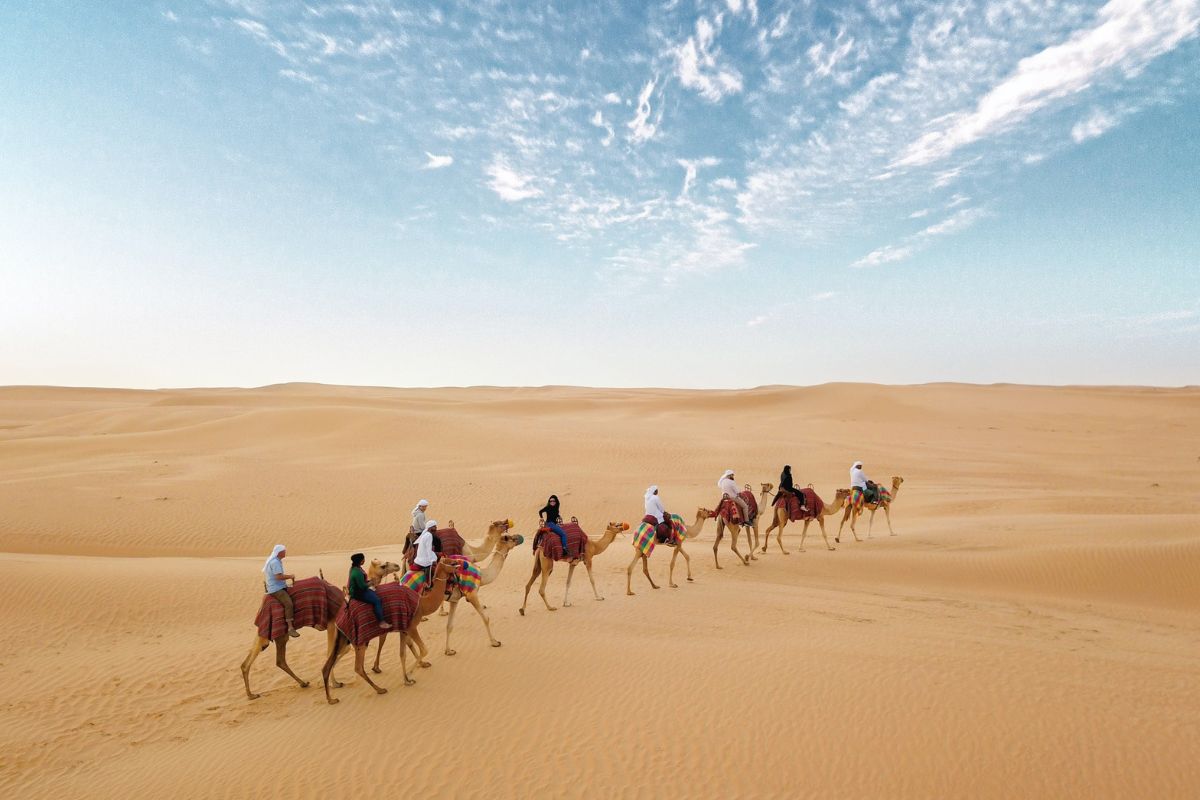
xmin=717 ymin=469 xmax=752 ymax=524
xmin=348 ymin=553 xmax=391 ymax=629
xmin=850 ymin=461 xmax=878 ymax=503
xmin=406 ymin=519 xmax=442 ymax=588
xmin=644 ymin=484 xmax=673 ymax=542
xmin=406 ymin=498 xmax=429 ymax=551
xmin=778 ymin=465 xmax=808 ymax=512
xmin=538 ymin=494 xmax=571 ymax=558
xmin=262 ymin=544 xmax=300 ymax=638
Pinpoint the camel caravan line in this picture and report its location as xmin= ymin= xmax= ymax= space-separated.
xmin=243 ymin=473 xmax=904 ymax=703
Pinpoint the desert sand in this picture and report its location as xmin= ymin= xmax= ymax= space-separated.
xmin=1 ymin=382 xmax=1198 ymax=798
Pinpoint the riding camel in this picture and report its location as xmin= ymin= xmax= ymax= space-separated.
xmin=625 ymin=509 xmax=707 ymax=594
xmin=706 ymin=484 xmax=772 ymax=569
xmin=759 ymin=484 xmax=850 ymax=554
xmin=441 ymin=532 xmax=524 ymax=655
xmin=838 ymin=476 xmax=905 ymax=541
xmin=241 ymin=572 xmax=344 ymax=700
xmin=321 ymin=558 xmax=456 ymax=704
xmin=440 ymin=518 xmax=514 ymax=561
xmin=519 ymin=519 xmax=628 ymax=615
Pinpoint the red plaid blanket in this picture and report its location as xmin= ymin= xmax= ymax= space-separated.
xmin=534 ymin=521 xmax=588 ymax=561
xmin=438 ymin=527 xmax=465 ymax=557
xmin=334 ymin=583 xmax=420 ymax=648
xmin=716 ymin=490 xmax=758 ymax=525
xmin=773 ymin=488 xmax=824 ymax=521
xmin=254 ymin=577 xmax=343 ymax=641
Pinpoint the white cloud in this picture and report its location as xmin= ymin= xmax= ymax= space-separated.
xmin=894 ymin=0 xmax=1200 ymax=167
xmin=1071 ymin=108 xmax=1118 ymax=142
xmin=485 ymin=157 xmax=541 ymax=202
xmin=811 ymin=290 xmax=838 ymax=301
xmin=422 ymin=152 xmax=453 ymax=169
xmin=851 ymin=207 xmax=988 ymax=268
xmin=677 ymin=157 xmax=720 ymax=196
xmin=673 ymin=16 xmax=744 ymax=102
xmin=627 ymin=79 xmax=658 ymax=143
xmin=712 ymin=177 xmax=738 ymax=190
xmin=603 ymin=92 xmax=622 ymax=104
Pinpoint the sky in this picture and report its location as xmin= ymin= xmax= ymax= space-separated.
xmin=1 ymin=0 xmax=1198 ymax=389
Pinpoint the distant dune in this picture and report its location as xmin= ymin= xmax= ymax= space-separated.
xmin=1 ymin=383 xmax=1197 ymax=797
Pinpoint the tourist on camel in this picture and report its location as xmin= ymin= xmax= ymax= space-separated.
xmin=407 ymin=498 xmax=429 ymax=550
xmin=348 ymin=552 xmax=391 ymax=628
xmin=644 ymin=485 xmax=673 ymax=541
xmin=407 ymin=519 xmax=442 ymax=588
xmin=538 ymin=494 xmax=570 ymax=557
xmin=850 ymin=461 xmax=878 ymax=504
xmin=718 ymin=469 xmax=752 ymax=524
xmin=778 ymin=465 xmax=808 ymax=512
xmin=262 ymin=544 xmax=300 ymax=638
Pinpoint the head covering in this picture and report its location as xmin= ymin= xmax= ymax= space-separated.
xmin=721 ymin=469 xmax=735 ymax=479
xmin=424 ymin=519 xmax=438 ymax=532
xmin=546 ymin=494 xmax=559 ymax=505
xmin=412 ymin=499 xmax=429 ymax=514
xmin=351 ymin=552 xmax=365 ymax=566
xmin=263 ymin=544 xmax=286 ymax=574
xmin=645 ymin=484 xmax=658 ymax=500
xmin=852 ymin=461 xmax=863 ymax=469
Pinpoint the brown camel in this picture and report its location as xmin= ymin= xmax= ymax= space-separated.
xmin=443 ymin=518 xmax=514 ymax=561
xmin=625 ymin=509 xmax=706 ymax=594
xmin=240 ymin=573 xmax=344 ymax=700
xmin=759 ymin=485 xmax=851 ymax=553
xmin=442 ymin=533 xmax=524 ymax=655
xmin=838 ymin=476 xmax=905 ymax=541
xmin=519 ymin=520 xmax=628 ymax=615
xmin=707 ymin=484 xmax=772 ymax=569
xmin=321 ymin=558 xmax=456 ymax=704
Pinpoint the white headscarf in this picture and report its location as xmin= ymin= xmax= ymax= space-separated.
xmin=262 ymin=544 xmax=286 ymax=575
xmin=424 ymin=519 xmax=438 ymax=532
xmin=852 ymin=461 xmax=862 ymax=469
xmin=644 ymin=485 xmax=658 ymax=501
xmin=718 ymin=469 xmax=735 ymax=489
xmin=411 ymin=499 xmax=429 ymax=515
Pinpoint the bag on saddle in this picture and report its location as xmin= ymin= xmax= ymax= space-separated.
xmin=864 ymin=481 xmax=880 ymax=504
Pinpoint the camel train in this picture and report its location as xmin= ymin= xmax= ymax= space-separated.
xmin=243 ymin=471 xmax=904 ymax=703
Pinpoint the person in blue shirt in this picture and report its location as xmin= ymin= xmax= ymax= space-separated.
xmin=262 ymin=544 xmax=300 ymax=638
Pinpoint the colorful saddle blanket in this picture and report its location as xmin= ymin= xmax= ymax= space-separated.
xmin=849 ymin=486 xmax=891 ymax=511
xmin=534 ymin=521 xmax=588 ymax=561
xmin=633 ymin=513 xmax=686 ymax=557
xmin=334 ymin=583 xmax=420 ymax=647
xmin=716 ymin=490 xmax=758 ymax=525
xmin=400 ymin=555 xmax=480 ymax=595
xmin=773 ymin=488 xmax=824 ymax=521
xmin=254 ymin=576 xmax=344 ymax=641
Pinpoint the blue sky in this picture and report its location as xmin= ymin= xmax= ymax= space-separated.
xmin=1 ymin=0 xmax=1197 ymax=388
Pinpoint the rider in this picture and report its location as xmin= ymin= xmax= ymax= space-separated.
xmin=717 ymin=469 xmax=752 ymax=525
xmin=538 ymin=494 xmax=571 ymax=558
xmin=262 ymin=544 xmax=300 ymax=638
xmin=850 ymin=461 xmax=876 ymax=504
xmin=644 ymin=485 xmax=672 ymax=541
xmin=407 ymin=499 xmax=429 ymax=550
xmin=407 ymin=519 xmax=442 ymax=588
xmin=779 ymin=465 xmax=808 ymax=512
xmin=349 ymin=553 xmax=391 ymax=628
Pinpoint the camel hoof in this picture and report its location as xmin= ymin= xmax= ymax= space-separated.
xmin=298 ymin=680 xmax=310 ymax=688
xmin=491 ymin=641 xmax=502 ymax=648
xmin=371 ymin=667 xmax=382 ymax=674
xmin=328 ymin=698 xmax=340 ymax=705
xmin=596 ymin=596 xmax=605 ymax=601
xmin=438 ymin=610 xmax=449 ymax=616
xmin=419 ymin=660 xmax=432 ymax=668
xmin=375 ymin=687 xmax=387 ymax=695
xmin=627 ymin=590 xmax=635 ymax=596
xmin=669 ymin=583 xmax=678 ymax=589
xmin=890 ymin=533 xmax=898 ymax=537
xmin=563 ymin=602 xmax=572 ymax=607
xmin=687 ymin=577 xmax=694 ymax=582
xmin=828 ymin=547 xmax=837 ymax=551
xmin=333 ymin=681 xmax=344 ymax=688
xmin=247 ymin=693 xmax=260 ymax=701
xmin=834 ymin=537 xmax=840 ymax=543
xmin=404 ymin=678 xmax=416 ymax=686
xmin=445 ymin=649 xmax=456 ymax=656
xmin=518 ymin=608 xmax=525 ymax=616
xmin=652 ymin=585 xmax=660 ymax=590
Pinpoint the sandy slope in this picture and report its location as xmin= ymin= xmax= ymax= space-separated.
xmin=0 ymin=383 xmax=1197 ymax=798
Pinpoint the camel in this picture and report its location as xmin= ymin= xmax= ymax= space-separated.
xmin=433 ymin=518 xmax=514 ymax=616
xmin=441 ymin=533 xmax=524 ymax=655
xmin=519 ymin=520 xmax=628 ymax=615
xmin=240 ymin=573 xmax=344 ymax=700
xmin=321 ymin=558 xmax=456 ymax=704
xmin=625 ymin=509 xmax=707 ymax=594
xmin=707 ymin=484 xmax=773 ymax=569
xmin=759 ymin=484 xmax=851 ymax=554
xmin=838 ymin=476 xmax=905 ymax=541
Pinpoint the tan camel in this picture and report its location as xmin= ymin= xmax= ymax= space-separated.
xmin=442 ymin=533 xmax=524 ymax=655
xmin=434 ymin=519 xmax=514 ymax=616
xmin=838 ymin=476 xmax=905 ymax=541
xmin=759 ymin=484 xmax=851 ymax=554
xmin=707 ymin=484 xmax=772 ymax=569
xmin=321 ymin=558 xmax=456 ymax=704
xmin=625 ymin=509 xmax=707 ymax=594
xmin=519 ymin=521 xmax=628 ymax=615
xmin=241 ymin=573 xmax=344 ymax=700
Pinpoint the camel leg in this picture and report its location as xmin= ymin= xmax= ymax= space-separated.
xmin=519 ymin=559 xmax=542 ymax=616
xmin=673 ymin=543 xmax=693 ymax=584
xmin=776 ymin=520 xmax=790 ymax=555
xmin=818 ymin=516 xmax=835 ymax=550
xmin=626 ymin=550 xmax=640 ymax=596
xmin=321 ymin=633 xmax=351 ymax=704
xmin=240 ymin=636 xmax=270 ymax=700
xmin=408 ymin=627 xmax=431 ymax=667
xmin=641 ymin=555 xmax=659 ymax=590
xmin=563 ymin=562 xmax=576 ymax=606
xmin=799 ymin=520 xmax=811 ymax=552
xmin=326 ymin=624 xmax=343 ymax=688
xmin=399 ymin=633 xmax=416 ymax=685
xmin=354 ymin=645 xmax=387 ymax=695
xmin=712 ymin=526 xmax=724 ymax=570
xmin=541 ymin=559 xmax=558 ymax=611
xmin=272 ymin=637 xmax=309 ymax=689
xmin=749 ymin=523 xmax=759 ymax=560
xmin=762 ymin=515 xmax=778 ymax=553
xmin=371 ymin=632 xmax=387 ymax=674
xmin=867 ymin=508 xmax=876 ymax=539
xmin=884 ymin=504 xmax=896 ymax=536
xmin=729 ymin=524 xmax=748 ymax=566
xmin=438 ymin=598 xmax=449 ymax=617
xmin=444 ymin=598 xmax=460 ymax=655
xmin=583 ymin=557 xmax=604 ymax=601
xmin=463 ymin=591 xmax=501 ymax=650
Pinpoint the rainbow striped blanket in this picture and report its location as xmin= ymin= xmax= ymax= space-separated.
xmin=849 ymin=486 xmax=892 ymax=511
xmin=401 ymin=556 xmax=480 ymax=595
xmin=633 ymin=514 xmax=686 ymax=556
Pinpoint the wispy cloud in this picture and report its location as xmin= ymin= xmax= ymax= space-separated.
xmin=673 ymin=17 xmax=744 ymax=102
xmin=422 ymin=152 xmax=454 ymax=170
xmin=1071 ymin=108 xmax=1118 ymax=143
xmin=486 ymin=157 xmax=541 ymax=202
xmin=851 ymin=207 xmax=989 ymax=269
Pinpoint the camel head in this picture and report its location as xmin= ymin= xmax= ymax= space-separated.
xmin=697 ymin=507 xmax=716 ymax=519
xmin=834 ymin=488 xmax=851 ymax=501
xmin=433 ymin=558 xmax=458 ymax=581
xmin=892 ymin=476 xmax=904 ymax=488
xmin=490 ymin=519 xmax=515 ymax=534
xmin=496 ymin=533 xmax=525 ymax=553
xmin=606 ymin=521 xmax=630 ymax=536
xmin=760 ymin=482 xmax=774 ymax=494
xmin=369 ymin=559 xmax=401 ymax=582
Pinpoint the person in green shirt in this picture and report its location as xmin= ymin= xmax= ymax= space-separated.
xmin=349 ymin=553 xmax=391 ymax=627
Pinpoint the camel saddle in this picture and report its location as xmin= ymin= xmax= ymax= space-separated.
xmin=437 ymin=527 xmax=466 ymax=557
xmin=400 ymin=556 xmax=479 ymax=596
xmin=254 ymin=577 xmax=343 ymax=641
xmin=533 ymin=521 xmax=588 ymax=561
xmin=773 ymin=488 xmax=823 ymax=521
xmin=335 ymin=583 xmax=420 ymax=647
xmin=716 ymin=490 xmax=758 ymax=525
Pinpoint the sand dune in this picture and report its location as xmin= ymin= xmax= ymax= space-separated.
xmin=1 ymin=383 xmax=1197 ymax=798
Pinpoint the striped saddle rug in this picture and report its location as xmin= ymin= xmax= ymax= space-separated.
xmin=335 ymin=583 xmax=420 ymax=647
xmin=533 ymin=521 xmax=588 ymax=561
xmin=633 ymin=513 xmax=686 ymax=557
xmin=773 ymin=488 xmax=824 ymax=521
xmin=437 ymin=527 xmax=466 ymax=557
xmin=715 ymin=490 xmax=758 ymax=525
xmin=400 ymin=555 xmax=480 ymax=595
xmin=254 ymin=577 xmax=344 ymax=641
